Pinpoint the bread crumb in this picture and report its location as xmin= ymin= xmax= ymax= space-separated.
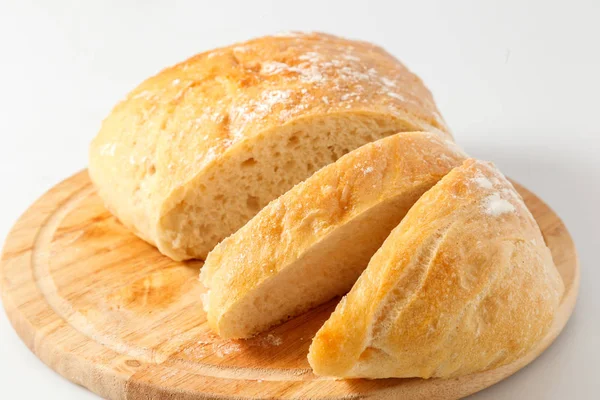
xmin=262 ymin=333 xmax=282 ymax=347
xmin=214 ymin=341 xmax=242 ymax=357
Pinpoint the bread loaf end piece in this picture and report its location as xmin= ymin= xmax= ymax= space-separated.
xmin=308 ymin=159 xmax=565 ymax=379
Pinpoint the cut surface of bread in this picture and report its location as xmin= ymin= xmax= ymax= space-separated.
xmin=308 ymin=159 xmax=565 ymax=379
xmin=89 ymin=32 xmax=451 ymax=261
xmin=200 ymin=132 xmax=466 ymax=339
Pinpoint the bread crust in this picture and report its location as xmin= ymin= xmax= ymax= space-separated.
xmin=308 ymin=159 xmax=565 ymax=379
xmin=201 ymin=132 xmax=465 ymax=339
xmin=89 ymin=32 xmax=451 ymax=260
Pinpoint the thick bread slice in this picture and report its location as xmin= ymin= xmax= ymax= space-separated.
xmin=308 ymin=159 xmax=565 ymax=379
xmin=89 ymin=32 xmax=451 ymax=261
xmin=200 ymin=132 xmax=466 ymax=339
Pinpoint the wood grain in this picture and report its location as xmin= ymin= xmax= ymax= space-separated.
xmin=0 ymin=171 xmax=579 ymax=400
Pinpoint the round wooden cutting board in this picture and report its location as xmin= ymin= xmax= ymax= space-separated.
xmin=0 ymin=171 xmax=579 ymax=400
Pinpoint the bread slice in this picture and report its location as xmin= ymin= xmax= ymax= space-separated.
xmin=308 ymin=159 xmax=565 ymax=379
xmin=89 ymin=32 xmax=451 ymax=261
xmin=200 ymin=132 xmax=465 ymax=339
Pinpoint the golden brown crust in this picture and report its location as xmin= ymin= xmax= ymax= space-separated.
xmin=89 ymin=32 xmax=451 ymax=260
xmin=308 ymin=159 xmax=565 ymax=379
xmin=200 ymin=132 xmax=465 ymax=338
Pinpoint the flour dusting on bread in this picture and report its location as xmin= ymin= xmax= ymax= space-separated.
xmin=470 ymin=165 xmax=522 ymax=216
xmin=473 ymin=175 xmax=494 ymax=189
xmin=483 ymin=193 xmax=516 ymax=216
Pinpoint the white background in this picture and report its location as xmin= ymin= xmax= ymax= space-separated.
xmin=0 ymin=0 xmax=598 ymax=398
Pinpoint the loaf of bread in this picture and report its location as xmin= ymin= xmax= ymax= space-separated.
xmin=308 ymin=159 xmax=565 ymax=379
xmin=89 ymin=32 xmax=450 ymax=260
xmin=200 ymin=132 xmax=466 ymax=339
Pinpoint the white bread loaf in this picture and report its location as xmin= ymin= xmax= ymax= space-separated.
xmin=89 ymin=32 xmax=450 ymax=261
xmin=308 ymin=159 xmax=565 ymax=379
xmin=200 ymin=132 xmax=466 ymax=339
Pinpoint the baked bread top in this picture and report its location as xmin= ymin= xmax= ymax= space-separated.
xmin=308 ymin=159 xmax=565 ymax=379
xmin=89 ymin=32 xmax=450 ymax=260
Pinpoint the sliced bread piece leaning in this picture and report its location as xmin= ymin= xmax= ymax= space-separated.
xmin=89 ymin=32 xmax=451 ymax=261
xmin=200 ymin=132 xmax=466 ymax=339
xmin=308 ymin=159 xmax=565 ymax=379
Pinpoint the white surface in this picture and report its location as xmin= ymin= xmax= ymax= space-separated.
xmin=0 ymin=0 xmax=598 ymax=398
